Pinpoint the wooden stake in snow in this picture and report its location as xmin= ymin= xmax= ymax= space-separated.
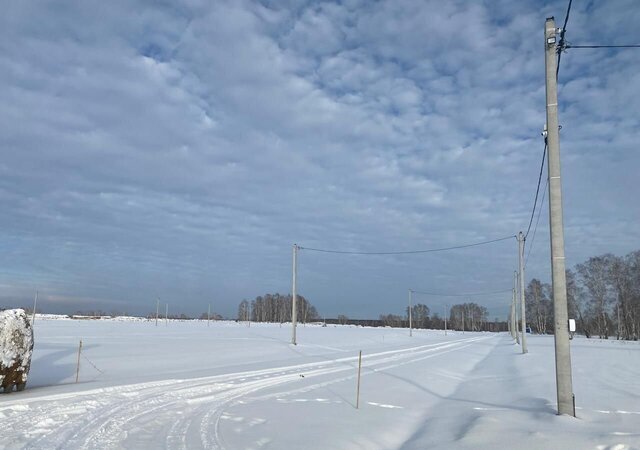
xmin=356 ymin=350 xmax=362 ymax=409
xmin=75 ymin=339 xmax=83 ymax=383
xmin=31 ymin=290 xmax=38 ymax=326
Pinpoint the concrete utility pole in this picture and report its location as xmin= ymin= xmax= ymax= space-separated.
xmin=155 ymin=298 xmax=159 ymax=327
xmin=208 ymin=303 xmax=211 ymax=327
xmin=545 ymin=16 xmax=575 ymax=416
xmin=509 ymin=296 xmax=514 ymax=338
xmin=444 ymin=304 xmax=447 ymax=336
xmin=291 ymin=244 xmax=298 ymax=345
xmin=408 ymin=289 xmax=413 ymax=337
xmin=165 ymin=303 xmax=168 ymax=326
xmin=518 ymin=232 xmax=528 ymax=353
xmin=513 ymin=271 xmax=520 ymax=344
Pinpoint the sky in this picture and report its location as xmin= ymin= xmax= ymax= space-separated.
xmin=1 ymin=0 xmax=639 ymax=320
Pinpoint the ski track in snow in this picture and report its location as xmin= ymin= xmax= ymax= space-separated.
xmin=0 ymin=335 xmax=491 ymax=449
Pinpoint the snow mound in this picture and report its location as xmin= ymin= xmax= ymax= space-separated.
xmin=0 ymin=309 xmax=34 ymax=391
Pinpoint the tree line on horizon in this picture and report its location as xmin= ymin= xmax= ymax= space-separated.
xmin=237 ymin=293 xmax=320 ymax=324
xmin=378 ymin=302 xmax=493 ymax=332
xmin=234 ymin=248 xmax=638 ymax=340
xmin=526 ymin=249 xmax=639 ymax=340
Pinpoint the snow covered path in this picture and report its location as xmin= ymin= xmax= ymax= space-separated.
xmin=0 ymin=320 xmax=638 ymax=449
xmin=0 ymin=329 xmax=488 ymax=449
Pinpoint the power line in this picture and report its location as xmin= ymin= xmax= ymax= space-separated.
xmin=410 ymin=288 xmax=512 ymax=297
xmin=524 ymin=143 xmax=547 ymax=239
xmin=566 ymin=44 xmax=640 ymax=49
xmin=525 ymin=178 xmax=548 ymax=268
xmin=556 ymin=0 xmax=573 ymax=79
xmin=298 ymin=235 xmax=515 ymax=255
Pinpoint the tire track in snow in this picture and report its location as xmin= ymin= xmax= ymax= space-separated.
xmin=0 ymin=335 xmax=492 ymax=449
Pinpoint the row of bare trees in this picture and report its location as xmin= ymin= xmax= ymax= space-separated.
xmin=237 ymin=293 xmax=320 ymax=324
xmin=525 ymin=250 xmax=639 ymax=340
xmin=448 ymin=303 xmax=489 ymax=331
xmin=379 ymin=303 xmax=432 ymax=328
xmin=378 ymin=302 xmax=492 ymax=331
xmin=572 ymin=251 xmax=639 ymax=340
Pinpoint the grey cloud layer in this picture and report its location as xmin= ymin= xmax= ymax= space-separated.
xmin=1 ymin=0 xmax=638 ymax=318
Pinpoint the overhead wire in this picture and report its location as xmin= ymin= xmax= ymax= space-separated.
xmin=524 ymin=143 xmax=547 ymax=239
xmin=566 ymin=44 xmax=640 ymax=49
xmin=298 ymin=235 xmax=515 ymax=255
xmin=524 ymin=178 xmax=548 ymax=268
xmin=556 ymin=0 xmax=573 ymax=79
xmin=410 ymin=288 xmax=512 ymax=297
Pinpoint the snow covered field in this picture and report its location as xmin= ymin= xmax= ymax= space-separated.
xmin=0 ymin=318 xmax=638 ymax=449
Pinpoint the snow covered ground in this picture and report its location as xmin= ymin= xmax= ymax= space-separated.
xmin=0 ymin=318 xmax=638 ymax=449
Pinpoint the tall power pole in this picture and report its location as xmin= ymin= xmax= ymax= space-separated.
xmin=291 ymin=244 xmax=298 ymax=345
xmin=408 ymin=289 xmax=413 ymax=337
xmin=155 ymin=298 xmax=159 ymax=327
xmin=518 ymin=232 xmax=528 ymax=353
xmin=545 ymin=17 xmax=575 ymax=416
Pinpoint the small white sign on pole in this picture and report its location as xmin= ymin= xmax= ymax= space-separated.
xmin=568 ymin=319 xmax=576 ymax=332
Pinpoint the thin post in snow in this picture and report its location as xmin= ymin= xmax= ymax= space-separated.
xmin=31 ymin=290 xmax=38 ymax=326
xmin=75 ymin=339 xmax=83 ymax=383
xmin=208 ymin=303 xmax=211 ymax=327
xmin=165 ymin=303 xmax=168 ymax=326
xmin=356 ymin=350 xmax=362 ymax=409
xmin=155 ymin=298 xmax=159 ymax=327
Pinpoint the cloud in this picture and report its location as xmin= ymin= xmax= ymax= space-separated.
xmin=0 ymin=0 xmax=638 ymax=319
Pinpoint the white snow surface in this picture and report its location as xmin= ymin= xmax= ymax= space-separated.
xmin=0 ymin=319 xmax=638 ymax=449
xmin=0 ymin=309 xmax=34 ymax=384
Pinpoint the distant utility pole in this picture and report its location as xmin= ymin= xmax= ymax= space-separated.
xmin=31 ymin=290 xmax=38 ymax=325
xmin=155 ymin=298 xmax=159 ymax=327
xmin=511 ymin=270 xmax=520 ymax=345
xmin=508 ymin=300 xmax=512 ymax=338
xmin=444 ymin=304 xmax=447 ymax=336
xmin=518 ymin=232 xmax=528 ymax=353
xmin=408 ymin=289 xmax=413 ymax=337
xmin=165 ymin=303 xmax=168 ymax=326
xmin=291 ymin=244 xmax=298 ymax=345
xmin=545 ymin=16 xmax=575 ymax=416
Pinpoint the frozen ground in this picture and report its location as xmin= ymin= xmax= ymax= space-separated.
xmin=0 ymin=318 xmax=638 ymax=449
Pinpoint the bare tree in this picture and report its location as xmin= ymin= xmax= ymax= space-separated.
xmin=525 ymin=279 xmax=552 ymax=334
xmin=577 ymin=256 xmax=614 ymax=339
